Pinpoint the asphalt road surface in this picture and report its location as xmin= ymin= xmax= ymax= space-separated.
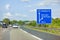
xmin=2 ymin=26 xmax=60 ymax=40
xmin=2 ymin=28 xmax=11 ymax=40
xmin=2 ymin=27 xmax=40 ymax=40
xmin=0 ymin=28 xmax=2 ymax=40
xmin=20 ymin=26 xmax=60 ymax=40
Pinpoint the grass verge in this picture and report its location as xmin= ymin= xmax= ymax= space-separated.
xmin=25 ymin=25 xmax=60 ymax=36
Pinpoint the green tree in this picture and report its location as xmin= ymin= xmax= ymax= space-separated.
xmin=18 ymin=20 xmax=25 ymax=25
xmin=49 ymin=18 xmax=60 ymax=28
xmin=3 ymin=18 xmax=10 ymax=25
xmin=28 ymin=21 xmax=36 ymax=26
xmin=10 ymin=20 xmax=18 ymax=25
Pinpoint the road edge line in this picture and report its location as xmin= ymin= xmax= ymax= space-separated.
xmin=20 ymin=29 xmax=43 ymax=40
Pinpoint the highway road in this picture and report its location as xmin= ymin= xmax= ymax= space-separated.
xmin=0 ymin=28 xmax=2 ymax=40
xmin=2 ymin=27 xmax=40 ymax=40
xmin=2 ymin=26 xmax=60 ymax=40
xmin=10 ymin=28 xmax=40 ymax=40
xmin=20 ymin=26 xmax=60 ymax=40
xmin=2 ymin=28 xmax=11 ymax=40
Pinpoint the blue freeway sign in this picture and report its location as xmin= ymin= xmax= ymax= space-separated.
xmin=37 ymin=9 xmax=51 ymax=24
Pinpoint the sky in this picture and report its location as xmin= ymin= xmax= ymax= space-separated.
xmin=0 ymin=0 xmax=60 ymax=21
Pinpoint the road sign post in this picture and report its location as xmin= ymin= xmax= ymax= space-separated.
xmin=37 ymin=9 xmax=51 ymax=24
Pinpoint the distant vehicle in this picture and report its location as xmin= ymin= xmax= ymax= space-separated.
xmin=8 ymin=24 xmax=12 ymax=27
xmin=2 ymin=23 xmax=7 ymax=28
xmin=12 ymin=24 xmax=19 ymax=28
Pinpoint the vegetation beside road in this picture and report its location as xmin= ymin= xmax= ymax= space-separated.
xmin=25 ymin=25 xmax=60 ymax=36
xmin=25 ymin=18 xmax=60 ymax=36
xmin=1 ymin=18 xmax=60 ymax=36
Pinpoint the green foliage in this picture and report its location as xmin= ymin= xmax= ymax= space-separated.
xmin=3 ymin=18 xmax=10 ymax=25
xmin=18 ymin=20 xmax=25 ymax=25
xmin=38 ymin=18 xmax=60 ymax=28
xmin=26 ymin=18 xmax=60 ymax=28
xmin=38 ymin=24 xmax=41 ymax=27
xmin=10 ymin=20 xmax=18 ymax=25
xmin=28 ymin=21 xmax=36 ymax=26
xmin=2 ymin=18 xmax=60 ymax=28
xmin=49 ymin=18 xmax=60 ymax=28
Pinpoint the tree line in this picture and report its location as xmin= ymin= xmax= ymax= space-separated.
xmin=2 ymin=18 xmax=60 ymax=28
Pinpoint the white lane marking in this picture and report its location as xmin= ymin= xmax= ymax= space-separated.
xmin=20 ymin=29 xmax=43 ymax=40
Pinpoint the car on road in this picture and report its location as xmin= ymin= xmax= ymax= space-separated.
xmin=2 ymin=23 xmax=7 ymax=28
xmin=8 ymin=24 xmax=12 ymax=27
xmin=12 ymin=24 xmax=19 ymax=28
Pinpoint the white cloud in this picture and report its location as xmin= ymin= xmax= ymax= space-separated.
xmin=23 ymin=15 xmax=27 ymax=17
xmin=37 ymin=0 xmax=60 ymax=6
xmin=30 ymin=9 xmax=36 ymax=12
xmin=15 ymin=13 xmax=27 ymax=17
xmin=20 ymin=0 xmax=30 ymax=2
xmin=4 ymin=12 xmax=12 ymax=18
xmin=52 ymin=9 xmax=60 ymax=18
xmin=27 ymin=5 xmax=31 ymax=7
xmin=37 ymin=0 xmax=50 ymax=6
xmin=5 ymin=4 xmax=10 ymax=10
xmin=15 ymin=13 xmax=20 ymax=16
xmin=24 ymin=5 xmax=32 ymax=8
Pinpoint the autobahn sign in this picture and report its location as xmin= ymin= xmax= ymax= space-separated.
xmin=37 ymin=9 xmax=51 ymax=24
